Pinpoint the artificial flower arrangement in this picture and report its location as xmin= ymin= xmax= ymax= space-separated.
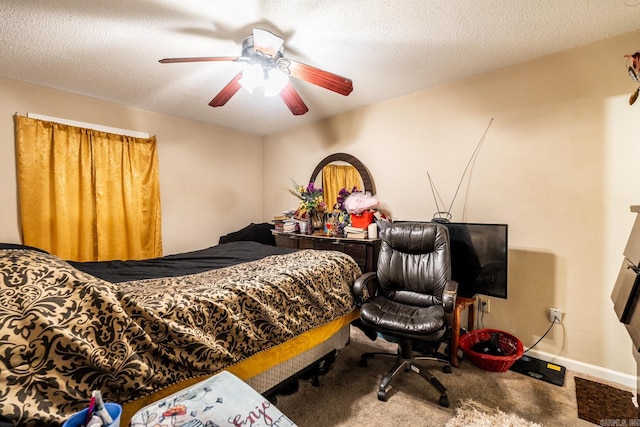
xmin=334 ymin=186 xmax=358 ymax=211
xmin=321 ymin=186 xmax=356 ymax=237
xmin=323 ymin=186 xmax=380 ymax=235
xmin=288 ymin=181 xmax=326 ymax=220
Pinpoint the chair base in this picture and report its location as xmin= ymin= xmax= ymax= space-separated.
xmin=360 ymin=339 xmax=451 ymax=407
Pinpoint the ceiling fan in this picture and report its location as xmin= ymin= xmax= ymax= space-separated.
xmin=159 ymin=28 xmax=353 ymax=115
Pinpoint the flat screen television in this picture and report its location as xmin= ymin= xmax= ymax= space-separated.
xmin=439 ymin=222 xmax=509 ymax=299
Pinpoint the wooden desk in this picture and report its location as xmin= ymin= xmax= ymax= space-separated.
xmin=451 ymin=296 xmax=475 ymax=368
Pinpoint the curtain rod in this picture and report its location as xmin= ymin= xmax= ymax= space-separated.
xmin=25 ymin=113 xmax=150 ymax=138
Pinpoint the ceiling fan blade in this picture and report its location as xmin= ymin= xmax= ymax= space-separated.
xmin=280 ymin=83 xmax=309 ymax=115
xmin=278 ymin=58 xmax=353 ymax=96
xmin=159 ymin=56 xmax=242 ymax=64
xmin=209 ymin=72 xmax=243 ymax=107
xmin=252 ymin=28 xmax=284 ymax=57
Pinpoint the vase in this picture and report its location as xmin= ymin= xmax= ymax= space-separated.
xmin=306 ymin=215 xmax=313 ymax=234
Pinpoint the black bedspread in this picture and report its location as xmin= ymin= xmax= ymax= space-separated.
xmin=69 ymin=240 xmax=296 ymax=283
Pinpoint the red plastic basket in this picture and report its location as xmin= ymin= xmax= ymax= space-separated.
xmin=458 ymin=328 xmax=524 ymax=372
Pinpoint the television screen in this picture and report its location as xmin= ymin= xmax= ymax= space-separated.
xmin=440 ymin=222 xmax=508 ymax=299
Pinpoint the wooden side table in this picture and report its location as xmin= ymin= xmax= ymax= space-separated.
xmin=450 ymin=296 xmax=475 ymax=368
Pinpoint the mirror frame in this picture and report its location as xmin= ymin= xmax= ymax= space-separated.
xmin=309 ymin=153 xmax=376 ymax=195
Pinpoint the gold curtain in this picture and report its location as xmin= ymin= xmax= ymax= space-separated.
xmin=15 ymin=115 xmax=162 ymax=261
xmin=322 ymin=164 xmax=362 ymax=210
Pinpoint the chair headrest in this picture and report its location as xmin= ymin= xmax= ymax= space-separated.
xmin=382 ymin=222 xmax=447 ymax=254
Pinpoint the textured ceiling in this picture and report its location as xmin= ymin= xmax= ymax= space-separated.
xmin=2 ymin=0 xmax=640 ymax=136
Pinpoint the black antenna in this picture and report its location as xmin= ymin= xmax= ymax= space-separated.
xmin=427 ymin=118 xmax=494 ymax=221
xmin=427 ymin=171 xmax=451 ymax=222
xmin=446 ymin=118 xmax=494 ymax=215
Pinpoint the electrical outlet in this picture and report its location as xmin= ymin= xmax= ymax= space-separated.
xmin=549 ymin=308 xmax=562 ymax=323
xmin=479 ymin=297 xmax=490 ymax=313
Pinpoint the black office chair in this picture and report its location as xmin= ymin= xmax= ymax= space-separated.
xmin=352 ymin=221 xmax=457 ymax=407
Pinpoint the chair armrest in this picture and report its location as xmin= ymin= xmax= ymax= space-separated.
xmin=352 ymin=272 xmax=379 ymax=305
xmin=442 ymin=279 xmax=458 ymax=313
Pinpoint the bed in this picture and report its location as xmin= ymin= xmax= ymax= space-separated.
xmin=0 ymin=239 xmax=362 ymax=426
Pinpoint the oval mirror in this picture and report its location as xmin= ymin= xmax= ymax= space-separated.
xmin=309 ymin=153 xmax=376 ymax=210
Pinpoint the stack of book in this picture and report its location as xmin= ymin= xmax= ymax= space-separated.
xmin=273 ymin=215 xmax=296 ymax=233
xmin=344 ymin=225 xmax=368 ymax=239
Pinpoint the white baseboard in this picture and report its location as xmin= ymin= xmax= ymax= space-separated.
xmin=526 ymin=348 xmax=637 ymax=391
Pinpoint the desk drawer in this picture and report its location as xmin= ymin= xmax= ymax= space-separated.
xmin=274 ymin=234 xmax=299 ymax=249
xmin=298 ymin=238 xmax=316 ymax=250
xmin=314 ymin=240 xmax=342 ymax=251
xmin=342 ymin=243 xmax=367 ymax=264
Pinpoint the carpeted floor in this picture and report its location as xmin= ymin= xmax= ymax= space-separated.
xmin=575 ymin=376 xmax=639 ymax=425
xmin=274 ymin=326 xmax=634 ymax=426
xmin=445 ymin=399 xmax=543 ymax=427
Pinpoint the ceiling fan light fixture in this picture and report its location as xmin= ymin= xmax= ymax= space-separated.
xmin=263 ymin=68 xmax=289 ymax=97
xmin=239 ymin=63 xmax=264 ymax=94
xmin=239 ymin=63 xmax=289 ymax=97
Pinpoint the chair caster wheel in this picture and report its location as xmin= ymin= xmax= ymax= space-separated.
xmin=377 ymin=389 xmax=388 ymax=402
xmin=439 ymin=395 xmax=449 ymax=407
xmin=359 ymin=358 xmax=368 ymax=367
xmin=442 ymin=365 xmax=452 ymax=374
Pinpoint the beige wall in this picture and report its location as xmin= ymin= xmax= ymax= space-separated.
xmin=0 ymin=78 xmax=262 ymax=255
xmin=1 ymin=29 xmax=639 ymax=381
xmin=263 ymin=30 xmax=640 ymax=378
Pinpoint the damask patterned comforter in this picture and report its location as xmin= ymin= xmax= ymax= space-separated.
xmin=0 ymin=245 xmax=361 ymax=426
